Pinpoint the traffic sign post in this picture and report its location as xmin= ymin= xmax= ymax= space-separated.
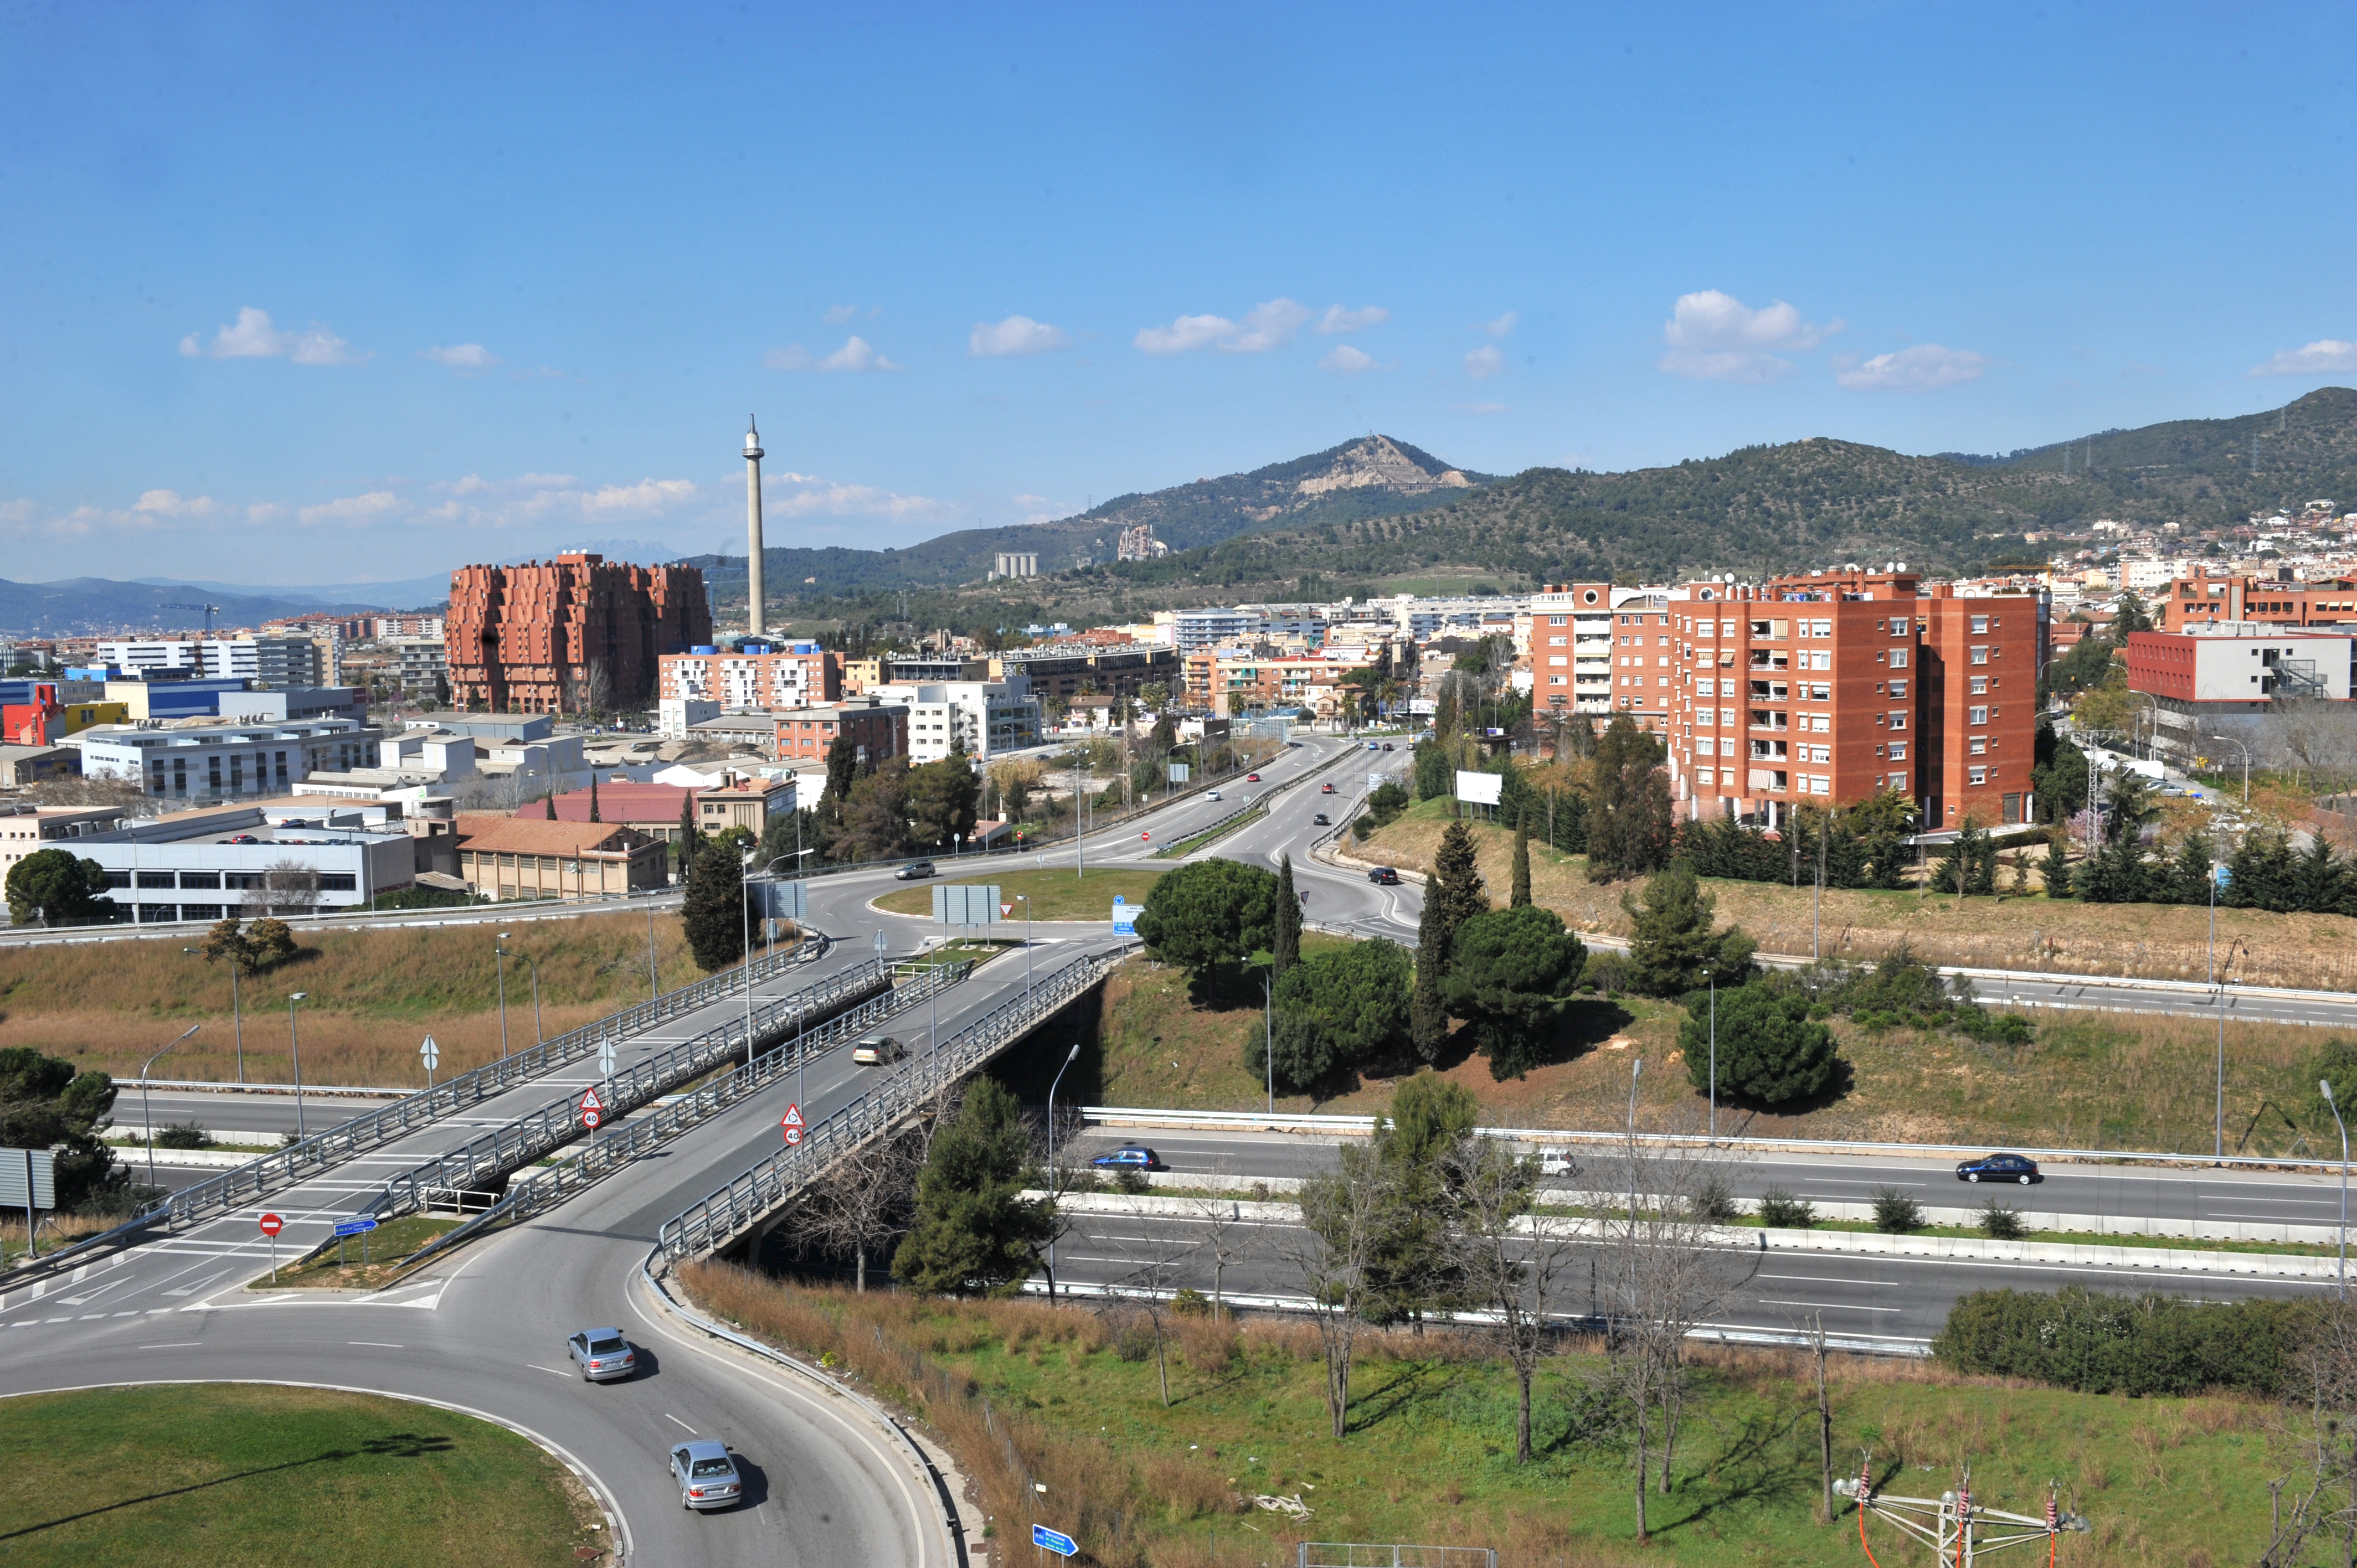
xmin=1031 ymin=1523 xmax=1077 ymax=1557
xmin=782 ymin=1103 xmax=804 ymax=1148
xmin=580 ymin=1085 xmax=606 ymax=1144
xmin=333 ymin=1213 xmax=378 ymax=1267
xmin=259 ymin=1211 xmax=283 ymax=1281
xmin=419 ymin=1034 xmax=439 ymax=1090
xmin=598 ymin=1039 xmax=617 ymax=1077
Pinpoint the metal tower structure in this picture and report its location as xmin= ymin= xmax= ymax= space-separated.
xmin=1834 ymin=1455 xmax=2088 ymax=1566
xmin=744 ymin=416 xmax=767 ymax=640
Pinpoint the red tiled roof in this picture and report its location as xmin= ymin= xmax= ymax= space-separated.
xmin=454 ymin=813 xmax=652 ymax=855
xmin=547 ymin=782 xmax=695 ymax=822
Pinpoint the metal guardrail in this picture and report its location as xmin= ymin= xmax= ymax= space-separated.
xmin=657 ymin=946 xmax=1130 ymax=1262
xmin=157 ymin=936 xmax=836 ymax=1230
xmin=360 ymin=958 xmax=900 ymax=1220
xmin=374 ymin=961 xmax=977 ymax=1279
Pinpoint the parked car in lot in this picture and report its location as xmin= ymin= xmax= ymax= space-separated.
xmin=1090 ymin=1144 xmax=1165 ymax=1171
xmin=1955 ymin=1152 xmax=2039 ymax=1184
xmin=568 ymin=1328 xmax=636 ymax=1382
xmin=894 ymin=860 xmax=936 ymax=880
xmin=1367 ymin=866 xmax=1401 ymax=885
xmin=668 ymin=1441 xmax=743 ymax=1511
xmin=1312 ymin=812 xmax=1330 ymax=826
xmin=851 ymin=1035 xmax=906 ymax=1066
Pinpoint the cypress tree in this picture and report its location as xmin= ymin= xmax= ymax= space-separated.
xmin=677 ymin=790 xmax=698 ymax=859
xmin=2042 ymin=834 xmax=2074 ymax=899
xmin=1510 ymin=807 xmax=1532 ymax=907
xmin=1272 ymin=852 xmax=1301 ymax=981
xmin=1411 ymin=896 xmax=1450 ymax=1064
xmin=589 ymin=772 xmax=601 ymax=823
xmin=680 ymin=838 xmax=746 ymax=971
xmin=543 ymin=793 xmax=557 ymax=821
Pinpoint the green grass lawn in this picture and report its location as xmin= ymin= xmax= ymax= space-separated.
xmin=0 ymin=1384 xmax=605 ymax=1568
xmin=251 ymin=1214 xmax=461 ymax=1291
xmin=873 ymin=866 xmax=1163 ymax=922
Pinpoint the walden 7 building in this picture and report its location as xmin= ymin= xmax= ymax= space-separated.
xmin=1664 ymin=568 xmax=2040 ymax=831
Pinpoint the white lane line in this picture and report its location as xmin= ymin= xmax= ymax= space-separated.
xmin=348 ymin=1340 xmax=405 ymax=1348
xmin=1762 ymin=1273 xmax=1891 ymax=1286
xmin=665 ymin=1412 xmax=695 ymax=1432
xmin=140 ymin=1342 xmax=204 ymax=1349
xmin=1759 ymin=1299 xmax=1905 ymax=1313
xmin=528 ymin=1363 xmax=570 ymax=1377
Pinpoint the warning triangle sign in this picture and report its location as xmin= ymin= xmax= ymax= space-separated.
xmin=1000 ymin=904 xmax=1013 ymax=917
xmin=782 ymin=1103 xmax=804 ymax=1128
xmin=579 ymin=1087 xmax=604 ymax=1113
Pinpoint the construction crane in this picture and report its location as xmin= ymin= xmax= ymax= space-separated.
xmin=1835 ymin=1454 xmax=2087 ymax=1566
xmin=158 ymin=604 xmax=220 ymax=635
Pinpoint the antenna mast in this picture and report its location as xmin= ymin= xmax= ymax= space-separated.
xmin=1835 ymin=1453 xmax=2088 ymax=1565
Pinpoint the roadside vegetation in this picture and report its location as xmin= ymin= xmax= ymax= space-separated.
xmin=0 ymin=1383 xmax=605 ymax=1567
xmin=872 ymin=866 xmax=1161 ymax=923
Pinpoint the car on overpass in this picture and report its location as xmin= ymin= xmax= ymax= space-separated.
xmin=1955 ymin=1152 xmax=2039 ymax=1184
xmin=851 ymin=1035 xmax=907 ymax=1065
xmin=1320 ymin=782 xmax=1337 ymax=793
xmin=1246 ymin=772 xmax=1262 ymax=782
xmin=1313 ymin=813 xmax=1330 ymax=826
xmin=669 ymin=1440 xmax=744 ymax=1510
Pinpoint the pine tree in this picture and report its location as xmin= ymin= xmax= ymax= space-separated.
xmin=588 ymin=772 xmax=601 ymax=823
xmin=2042 ymin=834 xmax=2074 ymax=899
xmin=1429 ymin=819 xmax=1490 ymax=938
xmin=1272 ymin=852 xmax=1301 ymax=981
xmin=892 ymin=1079 xmax=1054 ymax=1297
xmin=543 ymin=793 xmax=557 ymax=821
xmin=680 ymin=838 xmax=746 ymax=971
xmin=1624 ymin=863 xmax=1756 ymax=997
xmin=1510 ymin=808 xmax=1532 ymax=908
xmin=1411 ymin=893 xmax=1450 ymax=1064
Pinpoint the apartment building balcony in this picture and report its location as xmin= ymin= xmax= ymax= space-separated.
xmin=1748 ymin=680 xmax=1788 ymax=703
xmin=1749 ymin=739 xmax=1788 ymax=760
xmin=1748 ymin=768 xmax=1788 ymax=793
xmin=1748 ymin=710 xmax=1788 ymax=731
xmin=1748 ymin=650 xmax=1790 ymax=670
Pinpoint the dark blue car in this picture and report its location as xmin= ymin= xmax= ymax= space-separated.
xmin=1090 ymin=1146 xmax=1164 ymax=1172
xmin=1956 ymin=1152 xmax=2039 ymax=1184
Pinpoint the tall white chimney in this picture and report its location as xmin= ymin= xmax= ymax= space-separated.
xmin=744 ymin=416 xmax=766 ymax=639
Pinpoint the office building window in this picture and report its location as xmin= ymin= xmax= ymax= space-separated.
xmin=1969 ymin=706 xmax=1989 ymax=725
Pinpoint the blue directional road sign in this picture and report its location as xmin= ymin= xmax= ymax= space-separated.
xmin=1031 ymin=1523 xmax=1078 ymax=1557
xmin=1111 ymin=895 xmax=1139 ymax=936
xmin=2214 ymin=863 xmax=2233 ymax=889
xmin=332 ymin=1216 xmax=379 ymax=1238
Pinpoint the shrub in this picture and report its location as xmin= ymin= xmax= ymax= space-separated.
xmin=1978 ymin=1200 xmax=2027 ymax=1240
xmin=1579 ymin=951 xmax=1632 ymax=996
xmin=1689 ymin=1172 xmax=1738 ymax=1221
xmin=1679 ymin=982 xmax=1843 ymax=1109
xmin=1170 ymin=1287 xmax=1210 ymax=1318
xmin=1757 ymin=1187 xmax=1815 ymax=1229
xmin=1112 ymin=1167 xmax=1150 ymax=1196
xmin=1933 ymin=1286 xmax=2305 ymax=1396
xmin=1871 ymin=1186 xmax=1925 ymax=1233
xmin=151 ymin=1121 xmax=215 ymax=1150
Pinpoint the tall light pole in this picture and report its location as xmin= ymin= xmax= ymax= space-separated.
xmin=2326 ymin=1079 xmax=2351 ymax=1297
xmin=186 ymin=945 xmax=244 ymax=1083
xmin=493 ymin=931 xmax=512 ymax=1060
xmin=1045 ymin=1039 xmax=1082 ymax=1302
xmin=2211 ymin=860 xmax=2227 ymax=1162
xmin=1074 ymin=754 xmax=1085 ymax=880
xmin=740 ymin=848 xmax=757 ymax=1047
xmin=1016 ymin=894 xmax=1032 ymax=1002
xmin=140 ymin=1023 xmax=203 ymax=1193
xmin=1701 ymin=968 xmax=1717 ymax=1142
xmin=286 ymin=992 xmax=310 ymax=1140
xmin=498 ymin=947 xmax=542 ymax=1045
xmin=647 ymin=902 xmax=659 ymax=1002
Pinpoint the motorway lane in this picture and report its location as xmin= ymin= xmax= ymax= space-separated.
xmin=1067 ymin=1127 xmax=2357 ymax=1234
xmin=118 ymin=1090 xmax=385 ymax=1141
xmin=1050 ymin=1208 xmax=2338 ymax=1348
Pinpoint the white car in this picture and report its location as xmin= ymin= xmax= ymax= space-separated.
xmin=851 ymin=1035 xmax=906 ymax=1065
xmin=1206 ymin=790 xmax=1222 ymax=801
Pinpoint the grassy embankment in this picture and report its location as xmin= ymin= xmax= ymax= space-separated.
xmin=250 ymin=1214 xmax=464 ymax=1290
xmin=0 ymin=1384 xmax=606 ymax=1568
xmin=873 ymin=866 xmax=1162 ymax=922
xmin=685 ymin=1262 xmax=2272 ymax=1567
xmin=0 ymin=911 xmax=713 ymax=1087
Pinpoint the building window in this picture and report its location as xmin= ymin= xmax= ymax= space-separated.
xmin=1970 ymin=616 xmax=1989 ymax=635
xmin=1969 ymin=706 xmax=1989 ymax=725
xmin=1890 ymin=712 xmax=1907 ymax=730
xmin=1969 ymin=766 xmax=1988 ymax=786
xmin=1890 ymin=681 xmax=1907 ymax=699
xmin=1697 ymin=768 xmax=1715 ymax=786
xmin=1970 ymin=677 xmax=1988 ymax=694
xmin=1970 ymin=646 xmax=1989 ymax=665
xmin=1970 ymin=737 xmax=1987 ymax=755
xmin=1890 ymin=648 xmax=1908 ymax=668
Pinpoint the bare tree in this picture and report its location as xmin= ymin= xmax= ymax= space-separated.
xmin=1446 ymin=1137 xmax=1577 ymax=1464
xmin=1186 ymin=1192 xmax=1252 ymax=1318
xmin=1809 ymin=1312 xmax=1835 ymax=1525
xmin=2260 ymin=1299 xmax=2357 ymax=1566
xmin=1104 ymin=1229 xmax=1195 ymax=1408
xmin=1288 ymin=1143 xmax=1391 ymax=1440
xmin=245 ymin=859 xmax=322 ymax=917
xmin=806 ymin=1126 xmax=920 ymax=1292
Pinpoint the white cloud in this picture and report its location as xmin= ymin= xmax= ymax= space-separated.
xmin=178 ymin=306 xmax=367 ymax=365
xmin=1455 ymin=401 xmax=1509 ymax=415
xmin=2250 ymin=338 xmax=2357 ymax=377
xmin=1315 ymin=305 xmax=1390 ymax=334
xmin=421 ymin=343 xmax=502 ymax=370
xmin=1134 ymin=297 xmax=1310 ymax=355
xmin=969 ymin=315 xmax=1072 ymax=356
xmin=763 ymin=471 xmax=953 ymax=522
xmin=764 ymin=336 xmax=902 ymax=372
xmin=132 ymin=489 xmax=221 ymax=518
xmin=1464 ymin=344 xmax=1505 ymax=380
xmin=1484 ymin=311 xmax=1519 ymax=338
xmin=1321 ymin=345 xmax=1383 ymax=375
xmin=296 ymin=491 xmax=404 ymax=527
xmin=823 ymin=304 xmax=860 ymax=324
xmin=1836 ymin=344 xmax=1989 ymax=392
xmin=1658 ymin=290 xmax=1838 ymax=382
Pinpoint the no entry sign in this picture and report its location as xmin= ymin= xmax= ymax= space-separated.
xmin=258 ymin=1212 xmax=283 ymax=1237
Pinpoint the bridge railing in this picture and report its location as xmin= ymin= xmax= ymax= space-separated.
xmin=656 ymin=945 xmax=1131 ymax=1263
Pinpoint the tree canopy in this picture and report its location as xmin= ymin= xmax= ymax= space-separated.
xmin=1134 ymin=858 xmax=1278 ymax=972
xmin=892 ymin=1078 xmax=1054 ymax=1296
xmin=1585 ymin=715 xmax=1672 ymax=881
xmin=4 ymin=848 xmax=110 ymax=927
xmin=680 ymin=838 xmax=746 ymax=972
xmin=1248 ymin=936 xmax=1413 ymax=1091
xmin=0 ymin=1046 xmax=123 ymax=1210
xmin=1442 ymin=905 xmax=1587 ymax=1080
xmin=1679 ymin=983 xmax=1841 ymax=1108
xmin=1623 ymin=863 xmax=1756 ymax=997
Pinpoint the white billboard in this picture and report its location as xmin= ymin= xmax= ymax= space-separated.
xmin=1454 ymin=770 xmax=1503 ymax=807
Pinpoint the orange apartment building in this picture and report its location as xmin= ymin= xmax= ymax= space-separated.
xmin=1666 ymin=569 xmax=2040 ymax=830
xmin=1183 ymin=648 xmax=1382 ymax=716
xmin=768 ymin=698 xmax=908 ymax=766
xmin=2154 ymin=574 xmax=2357 ymax=632
xmin=445 ymin=553 xmax=710 ymax=714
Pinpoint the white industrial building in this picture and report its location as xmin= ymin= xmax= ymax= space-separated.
xmin=76 ymin=718 xmax=381 ymax=801
xmin=872 ymin=679 xmax=1041 ymax=762
xmin=96 ymin=637 xmax=327 ymax=689
xmin=75 ymin=800 xmax=417 ymax=924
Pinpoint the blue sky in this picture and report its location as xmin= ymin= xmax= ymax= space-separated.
xmin=2 ymin=2 xmax=2352 ymax=586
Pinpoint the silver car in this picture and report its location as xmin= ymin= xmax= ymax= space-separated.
xmin=567 ymin=1327 xmax=636 ymax=1382
xmin=670 ymin=1439 xmax=743 ymax=1510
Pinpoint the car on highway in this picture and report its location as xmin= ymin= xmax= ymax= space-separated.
xmin=1090 ymin=1144 xmax=1164 ymax=1171
xmin=668 ymin=1440 xmax=743 ymax=1511
xmin=567 ymin=1327 xmax=636 ymax=1381
xmin=1365 ymin=741 xmax=1381 ymax=750
xmin=894 ymin=859 xmax=937 ymax=880
xmin=1206 ymin=789 xmax=1222 ymax=801
xmin=1381 ymin=742 xmax=1395 ymax=751
xmin=1367 ymin=866 xmax=1401 ymax=885
xmin=1313 ymin=813 xmax=1330 ymax=826
xmin=1955 ymin=1152 xmax=2039 ymax=1184
xmin=851 ymin=1035 xmax=907 ymax=1065
xmin=1320 ymin=782 xmax=1337 ymax=793
xmin=1538 ymin=1148 xmax=1576 ymax=1177
xmin=219 ymin=834 xmax=260 ymax=844
xmin=1246 ymin=772 xmax=1262 ymax=782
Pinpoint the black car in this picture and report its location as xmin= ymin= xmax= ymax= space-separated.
xmin=1955 ymin=1152 xmax=2039 ymax=1184
xmin=1312 ymin=812 xmax=1330 ymax=826
xmin=1367 ymin=866 xmax=1401 ymax=885
xmin=1090 ymin=1145 xmax=1164 ymax=1171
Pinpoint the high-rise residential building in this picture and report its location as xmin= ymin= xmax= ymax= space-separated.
xmin=1665 ymin=568 xmax=2041 ymax=830
xmin=444 ymin=552 xmax=711 ymax=714
xmin=658 ymin=642 xmax=843 ymax=709
xmin=1520 ymin=583 xmax=1649 ymax=715
xmin=2152 ymin=572 xmax=2357 ymax=632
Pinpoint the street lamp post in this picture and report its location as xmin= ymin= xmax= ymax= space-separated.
xmin=647 ymin=902 xmax=658 ymax=1003
xmin=1701 ymin=968 xmax=1717 ymax=1142
xmin=286 ymin=992 xmax=310 ymax=1139
xmin=185 ymin=945 xmax=244 ymax=1083
xmin=2211 ymin=860 xmax=2226 ymax=1162
xmin=2325 ymin=1078 xmax=2350 ymax=1298
xmin=493 ymin=931 xmax=513 ymax=1060
xmin=139 ymin=1014 xmax=204 ymax=1188
xmin=1045 ymin=1039 xmax=1082 ymax=1301
xmin=497 ymin=947 xmax=542 ymax=1045
xmin=1016 ymin=894 xmax=1032 ymax=1002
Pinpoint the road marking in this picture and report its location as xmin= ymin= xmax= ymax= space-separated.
xmin=1759 ymin=1298 xmax=1904 ymax=1313
xmin=528 ymin=1363 xmax=570 ymax=1377
xmin=140 ymin=1342 xmax=204 ymax=1349
xmin=665 ymin=1412 xmax=695 ymax=1432
xmin=348 ymin=1340 xmax=405 ymax=1348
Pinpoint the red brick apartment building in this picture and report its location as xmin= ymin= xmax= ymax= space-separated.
xmin=769 ymin=698 xmax=908 ymax=766
xmin=2154 ymin=574 xmax=2357 ymax=632
xmin=1666 ymin=569 xmax=2040 ymax=830
xmin=445 ymin=553 xmax=711 ymax=714
xmin=658 ymin=643 xmax=843 ymax=709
